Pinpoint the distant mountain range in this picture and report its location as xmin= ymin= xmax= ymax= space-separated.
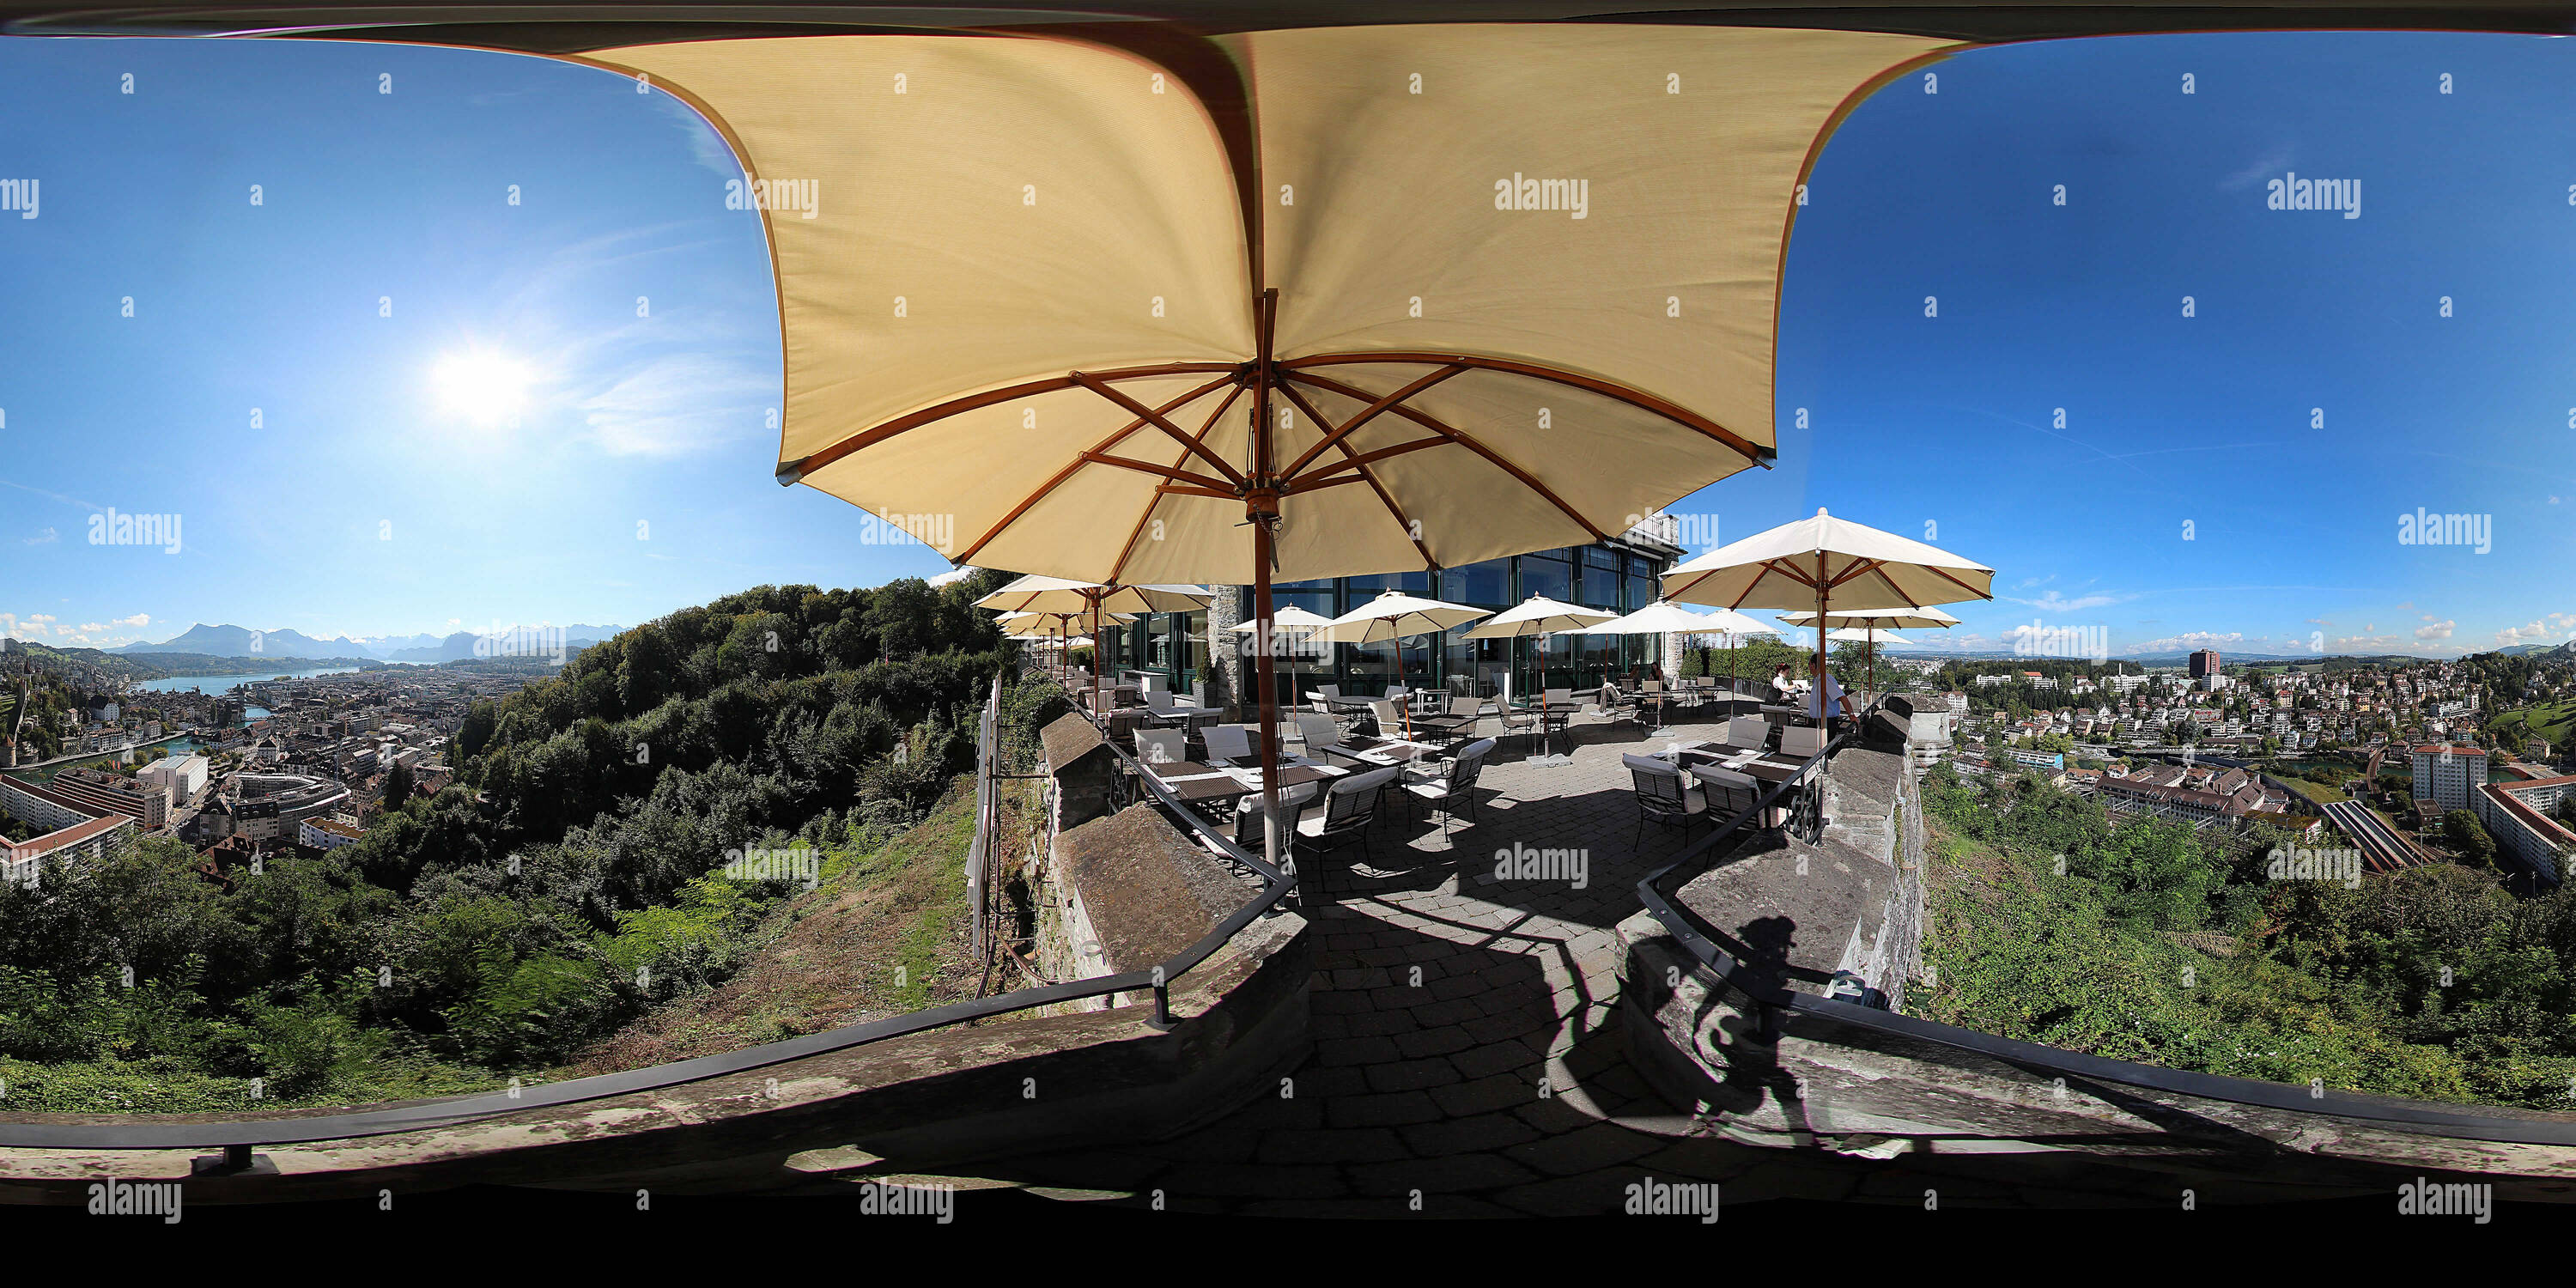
xmin=2495 ymin=642 xmax=2576 ymax=658
xmin=117 ymin=623 xmax=625 ymax=663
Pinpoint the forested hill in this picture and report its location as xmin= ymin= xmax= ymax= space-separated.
xmin=0 ymin=572 xmax=1031 ymax=1108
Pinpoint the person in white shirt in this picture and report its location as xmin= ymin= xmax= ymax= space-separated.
xmin=1770 ymin=664 xmax=1797 ymax=703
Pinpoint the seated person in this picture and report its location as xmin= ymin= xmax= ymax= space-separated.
xmin=1769 ymin=664 xmax=1798 ymax=703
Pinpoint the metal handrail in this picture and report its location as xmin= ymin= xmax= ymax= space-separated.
xmin=0 ymin=677 xmax=1298 ymax=1154
xmin=1633 ymin=733 xmax=2576 ymax=1147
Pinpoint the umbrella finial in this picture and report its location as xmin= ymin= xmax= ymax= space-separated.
xmin=1815 ymin=507 xmax=1827 ymax=516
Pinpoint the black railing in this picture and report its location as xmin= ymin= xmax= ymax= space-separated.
xmin=0 ymin=676 xmax=1297 ymax=1159
xmin=1633 ymin=730 xmax=2576 ymax=1148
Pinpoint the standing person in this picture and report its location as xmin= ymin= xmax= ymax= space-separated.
xmin=1770 ymin=663 xmax=1797 ymax=704
xmin=1809 ymin=654 xmax=1855 ymax=723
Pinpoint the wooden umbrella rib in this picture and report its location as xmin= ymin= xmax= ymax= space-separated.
xmin=1273 ymin=380 xmax=1437 ymax=570
xmin=1072 ymin=369 xmax=1250 ymax=489
xmin=1922 ymin=564 xmax=1993 ymax=602
xmin=1081 ymin=452 xmax=1236 ymax=492
xmin=1287 ymin=434 xmax=1454 ymax=483
xmin=1285 ymin=370 xmax=1607 ymax=544
xmin=956 ymin=373 xmax=1239 ymax=564
xmin=1276 ymin=361 xmax=1467 ymax=480
xmin=781 ymin=361 xmax=1240 ymax=483
xmin=1279 ymin=351 xmax=1772 ymax=468
xmin=1109 ymin=382 xmax=1246 ymax=583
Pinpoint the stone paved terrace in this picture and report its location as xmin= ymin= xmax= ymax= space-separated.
xmin=906 ymin=706 xmax=2335 ymax=1215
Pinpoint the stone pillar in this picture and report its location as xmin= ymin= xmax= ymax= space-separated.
xmin=1208 ymin=585 xmax=1243 ymax=718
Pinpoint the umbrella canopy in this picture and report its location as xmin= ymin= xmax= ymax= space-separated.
xmin=1662 ymin=509 xmax=1994 ymax=614
xmin=1823 ymin=627 xmax=1911 ymax=647
xmin=1662 ymin=508 xmax=1990 ymax=720
xmin=1579 ymin=600 xmax=1719 ymax=636
xmin=975 ymin=575 xmax=1210 ymax=618
xmin=1777 ymin=606 xmax=1961 ymax=631
xmin=1461 ymin=595 xmax=1613 ymax=640
xmin=1311 ymin=592 xmax=1492 ymax=646
xmin=597 ymin=27 xmax=1954 ymax=871
xmin=975 ymin=575 xmax=1209 ymax=710
xmin=1223 ymin=605 xmax=1335 ymax=633
xmin=591 ymin=27 xmax=1949 ymax=585
xmin=1312 ymin=592 xmax=1491 ymax=735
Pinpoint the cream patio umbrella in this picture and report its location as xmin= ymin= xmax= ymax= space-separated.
xmin=1461 ymin=595 xmax=1615 ymax=699
xmin=1313 ymin=592 xmax=1493 ymax=738
xmin=1663 ymin=508 xmax=1992 ymax=725
xmin=976 ymin=576 xmax=1211 ymax=714
xmin=587 ymin=26 xmax=1954 ymax=873
xmin=1778 ymin=605 xmax=1955 ymax=700
xmin=993 ymin=606 xmax=1134 ymax=682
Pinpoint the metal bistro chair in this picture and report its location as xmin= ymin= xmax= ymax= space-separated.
xmin=1297 ymin=763 xmax=1403 ymax=878
xmin=1369 ymin=698 xmax=1407 ymax=741
xmin=1497 ymin=701 xmax=1540 ymax=757
xmin=1232 ymin=780 xmax=1321 ymax=854
xmin=1294 ymin=712 xmax=1346 ymax=761
xmin=1623 ymin=752 xmax=1709 ymax=850
xmin=1696 ymin=766 xmax=1763 ymax=825
xmin=1722 ymin=714 xmax=1773 ymax=754
xmin=1202 ymin=722 xmax=1255 ymax=766
xmin=1404 ymin=737 xmax=1496 ymax=832
xmin=1780 ymin=724 xmax=1827 ymax=762
xmin=1134 ymin=726 xmax=1188 ymax=769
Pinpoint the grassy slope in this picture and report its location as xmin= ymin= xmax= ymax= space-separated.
xmin=564 ymin=776 xmax=1011 ymax=1072
xmin=1910 ymin=815 xmax=2515 ymax=1105
xmin=2490 ymin=701 xmax=2575 ymax=750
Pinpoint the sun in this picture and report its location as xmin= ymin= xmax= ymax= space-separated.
xmin=432 ymin=349 xmax=535 ymax=427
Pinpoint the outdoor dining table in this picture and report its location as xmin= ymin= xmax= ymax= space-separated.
xmin=1139 ymin=756 xmax=1345 ymax=810
xmin=1507 ymin=698 xmax=1589 ymax=756
xmin=1316 ymin=736 xmax=1449 ymax=768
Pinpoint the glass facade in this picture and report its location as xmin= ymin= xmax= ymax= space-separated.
xmin=1102 ymin=537 xmax=1680 ymax=705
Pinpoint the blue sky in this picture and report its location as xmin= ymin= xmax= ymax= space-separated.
xmin=2 ymin=30 xmax=2570 ymax=657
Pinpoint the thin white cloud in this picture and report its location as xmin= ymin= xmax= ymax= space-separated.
xmin=22 ymin=526 xmax=57 ymax=545
xmin=578 ymin=350 xmax=770 ymax=457
xmin=2415 ymin=619 xmax=2455 ymax=641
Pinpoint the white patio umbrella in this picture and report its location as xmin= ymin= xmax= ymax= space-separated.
xmin=1313 ymin=592 xmax=1492 ymax=737
xmin=1663 ymin=508 xmax=1992 ymax=723
xmin=605 ymin=27 xmax=1952 ymax=876
xmin=1463 ymin=595 xmax=1615 ymax=696
xmin=1227 ymin=604 xmax=1336 ymax=712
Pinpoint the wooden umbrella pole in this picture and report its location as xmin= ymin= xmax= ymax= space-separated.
xmin=1815 ymin=552 xmax=1830 ymax=731
xmin=1249 ymin=288 xmax=1285 ymax=880
xmin=1091 ymin=597 xmax=1103 ymax=725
